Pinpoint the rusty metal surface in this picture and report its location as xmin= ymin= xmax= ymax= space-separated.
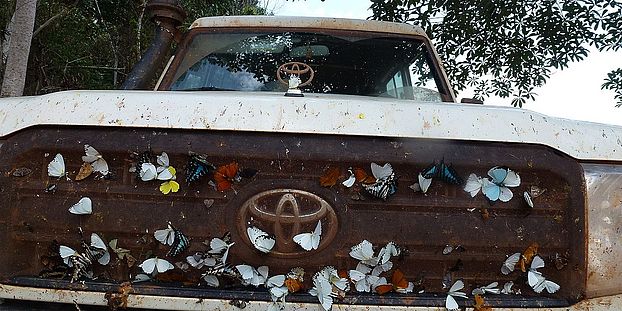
xmin=0 ymin=126 xmax=586 ymax=306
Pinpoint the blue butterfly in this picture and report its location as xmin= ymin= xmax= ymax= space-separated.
xmin=481 ymin=166 xmax=521 ymax=202
xmin=421 ymin=160 xmax=462 ymax=185
xmin=186 ymin=153 xmax=216 ymax=184
xmin=167 ymin=226 xmax=190 ymax=257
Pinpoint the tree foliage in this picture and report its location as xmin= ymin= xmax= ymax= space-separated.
xmin=370 ymin=0 xmax=622 ymax=107
xmin=0 ymin=0 xmax=267 ymax=95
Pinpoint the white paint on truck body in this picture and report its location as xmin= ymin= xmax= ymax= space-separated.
xmin=0 ymin=90 xmax=620 ymax=161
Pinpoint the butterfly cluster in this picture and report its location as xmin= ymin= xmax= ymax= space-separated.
xmin=58 ymin=232 xmax=110 ymax=282
xmin=47 ymin=145 xmax=110 ymax=182
xmin=500 ymin=243 xmax=559 ymax=294
xmin=411 ymin=160 xmax=462 ymax=194
xmin=464 ymin=166 xmax=521 ymax=202
xmin=323 ymin=163 xmax=398 ymax=201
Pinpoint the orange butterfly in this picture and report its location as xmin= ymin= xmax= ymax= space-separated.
xmin=285 ymin=267 xmax=305 ymax=293
xmin=214 ymin=162 xmax=240 ymax=192
xmin=285 ymin=278 xmax=304 ymax=293
xmin=319 ymin=167 xmax=341 ymax=187
xmin=375 ymin=269 xmax=410 ymax=295
xmin=519 ymin=242 xmax=539 ymax=272
xmin=474 ymin=294 xmax=493 ymax=311
xmin=353 ymin=167 xmax=376 ymax=184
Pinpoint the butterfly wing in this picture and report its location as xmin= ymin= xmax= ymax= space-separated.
xmin=167 ymin=228 xmax=190 ymax=257
xmin=481 ymin=178 xmax=501 ymax=201
xmin=293 ymin=232 xmax=313 ymax=251
xmin=449 ymin=279 xmax=465 ymax=294
xmin=311 ymin=220 xmax=322 ymax=249
xmin=68 ymin=197 xmax=93 ymax=215
xmin=157 ymin=167 xmax=174 ymax=180
xmin=91 ymin=158 xmax=109 ymax=176
xmin=139 ymin=258 xmax=157 ymax=274
xmin=445 ymin=294 xmax=459 ymax=310
xmin=185 ymin=154 xmax=216 ymax=183
xmin=463 ymin=173 xmax=483 ymax=197
xmin=154 ymin=227 xmax=174 ymax=246
xmin=528 ymin=270 xmax=545 ymax=289
xmin=370 ymin=162 xmax=393 ymax=180
xmin=82 ymin=145 xmax=101 ymax=163
xmin=157 ymin=152 xmax=169 ymax=167
xmin=421 ymin=162 xmax=438 ymax=179
xmin=140 ymin=163 xmax=157 ymax=181
xmin=501 ymin=252 xmax=521 ymax=275
xmin=59 ymin=245 xmax=77 ymax=266
xmin=437 ymin=162 xmax=462 ymax=185
xmin=530 ymin=255 xmax=545 ymax=270
xmin=48 ymin=153 xmax=66 ymax=177
xmin=75 ymin=163 xmax=93 ymax=181
xmin=319 ymin=167 xmax=341 ymax=187
xmin=342 ymin=174 xmax=356 ymax=187
xmin=255 ymin=235 xmax=275 ymax=253
xmin=543 ymin=280 xmax=560 ymax=293
xmin=203 ymin=274 xmax=220 ymax=287
xmin=487 ymin=166 xmax=508 ymax=184
xmin=155 ymin=258 xmax=174 ymax=273
xmin=418 ymin=173 xmax=433 ymax=193
xmin=498 ymin=186 xmax=514 ymax=202
xmin=267 ymin=275 xmax=286 ymax=288
xmin=214 ymin=162 xmax=239 ymax=191
xmin=502 ymin=168 xmax=521 ymax=187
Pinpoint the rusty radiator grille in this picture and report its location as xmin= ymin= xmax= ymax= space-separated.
xmin=0 ymin=126 xmax=586 ymax=306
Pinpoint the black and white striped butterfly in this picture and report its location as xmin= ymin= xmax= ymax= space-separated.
xmin=362 ymin=173 xmax=397 ymax=201
xmin=59 ymin=233 xmax=109 ymax=282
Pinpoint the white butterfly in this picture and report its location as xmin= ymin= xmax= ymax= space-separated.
xmin=349 ymin=240 xmax=379 ymax=266
xmin=82 ymin=145 xmax=109 ymax=175
xmin=527 ymin=255 xmax=560 ymax=293
xmin=349 ymin=262 xmax=381 ymax=292
xmin=488 ymin=166 xmax=521 ymax=187
xmin=247 ymin=226 xmax=275 ymax=253
xmin=207 ymin=237 xmax=235 ymax=264
xmin=501 ymin=281 xmax=518 ymax=294
xmin=90 ymin=233 xmax=110 ymax=265
xmin=501 ymin=252 xmax=521 ymax=275
xmin=378 ymin=241 xmax=400 ymax=264
xmin=524 ymin=191 xmax=534 ymax=208
xmin=342 ymin=168 xmax=356 ymax=187
xmin=203 ymin=274 xmax=220 ymax=287
xmin=463 ymin=173 xmax=483 ymax=197
xmin=139 ymin=257 xmax=174 ymax=275
xmin=186 ymin=252 xmax=217 ymax=269
xmin=68 ymin=197 xmax=92 ymax=215
xmin=309 ymin=273 xmax=336 ymax=311
xmin=316 ymin=266 xmax=349 ymax=291
xmin=140 ymin=163 xmax=158 ymax=181
xmin=47 ymin=153 xmax=66 ymax=178
xmin=156 ymin=152 xmax=169 ymax=167
xmin=236 ymin=264 xmax=269 ymax=287
xmin=371 ymin=162 xmax=393 ymax=180
xmin=266 ymin=275 xmax=288 ymax=302
xmin=59 ymin=245 xmax=77 ymax=266
xmin=371 ymin=260 xmax=393 ymax=276
xmin=418 ymin=173 xmax=433 ymax=193
xmin=154 ymin=224 xmax=175 ymax=246
xmin=446 ymin=280 xmax=468 ymax=311
xmin=293 ymin=220 xmax=322 ymax=251
xmin=472 ymin=282 xmax=500 ymax=295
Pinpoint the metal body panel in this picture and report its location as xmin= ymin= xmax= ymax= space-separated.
xmin=0 ymin=127 xmax=586 ymax=307
xmin=584 ymin=164 xmax=622 ymax=298
xmin=0 ymin=90 xmax=621 ymax=161
xmin=188 ymin=16 xmax=428 ymax=37
xmin=1 ymin=284 xmax=621 ymax=310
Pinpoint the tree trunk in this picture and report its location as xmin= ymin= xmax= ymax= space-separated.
xmin=1 ymin=0 xmax=37 ymax=97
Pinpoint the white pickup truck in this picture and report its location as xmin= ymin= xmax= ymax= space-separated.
xmin=0 ymin=15 xmax=621 ymax=311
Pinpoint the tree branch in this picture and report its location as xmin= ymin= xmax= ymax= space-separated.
xmin=32 ymin=0 xmax=79 ymax=38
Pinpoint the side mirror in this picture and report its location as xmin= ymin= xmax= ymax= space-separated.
xmin=460 ymin=98 xmax=484 ymax=104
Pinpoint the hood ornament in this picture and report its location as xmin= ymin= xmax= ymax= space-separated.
xmin=277 ymin=62 xmax=314 ymax=97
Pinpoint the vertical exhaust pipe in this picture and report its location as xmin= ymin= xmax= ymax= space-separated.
xmin=121 ymin=0 xmax=186 ymax=90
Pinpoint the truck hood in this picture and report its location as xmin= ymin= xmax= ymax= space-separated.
xmin=0 ymin=90 xmax=620 ymax=161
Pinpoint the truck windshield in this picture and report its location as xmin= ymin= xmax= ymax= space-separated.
xmin=167 ymin=31 xmax=443 ymax=101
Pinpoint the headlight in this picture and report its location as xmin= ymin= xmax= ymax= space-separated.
xmin=583 ymin=163 xmax=622 ymax=298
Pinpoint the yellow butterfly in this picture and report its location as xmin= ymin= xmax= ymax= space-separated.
xmin=159 ymin=167 xmax=180 ymax=194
